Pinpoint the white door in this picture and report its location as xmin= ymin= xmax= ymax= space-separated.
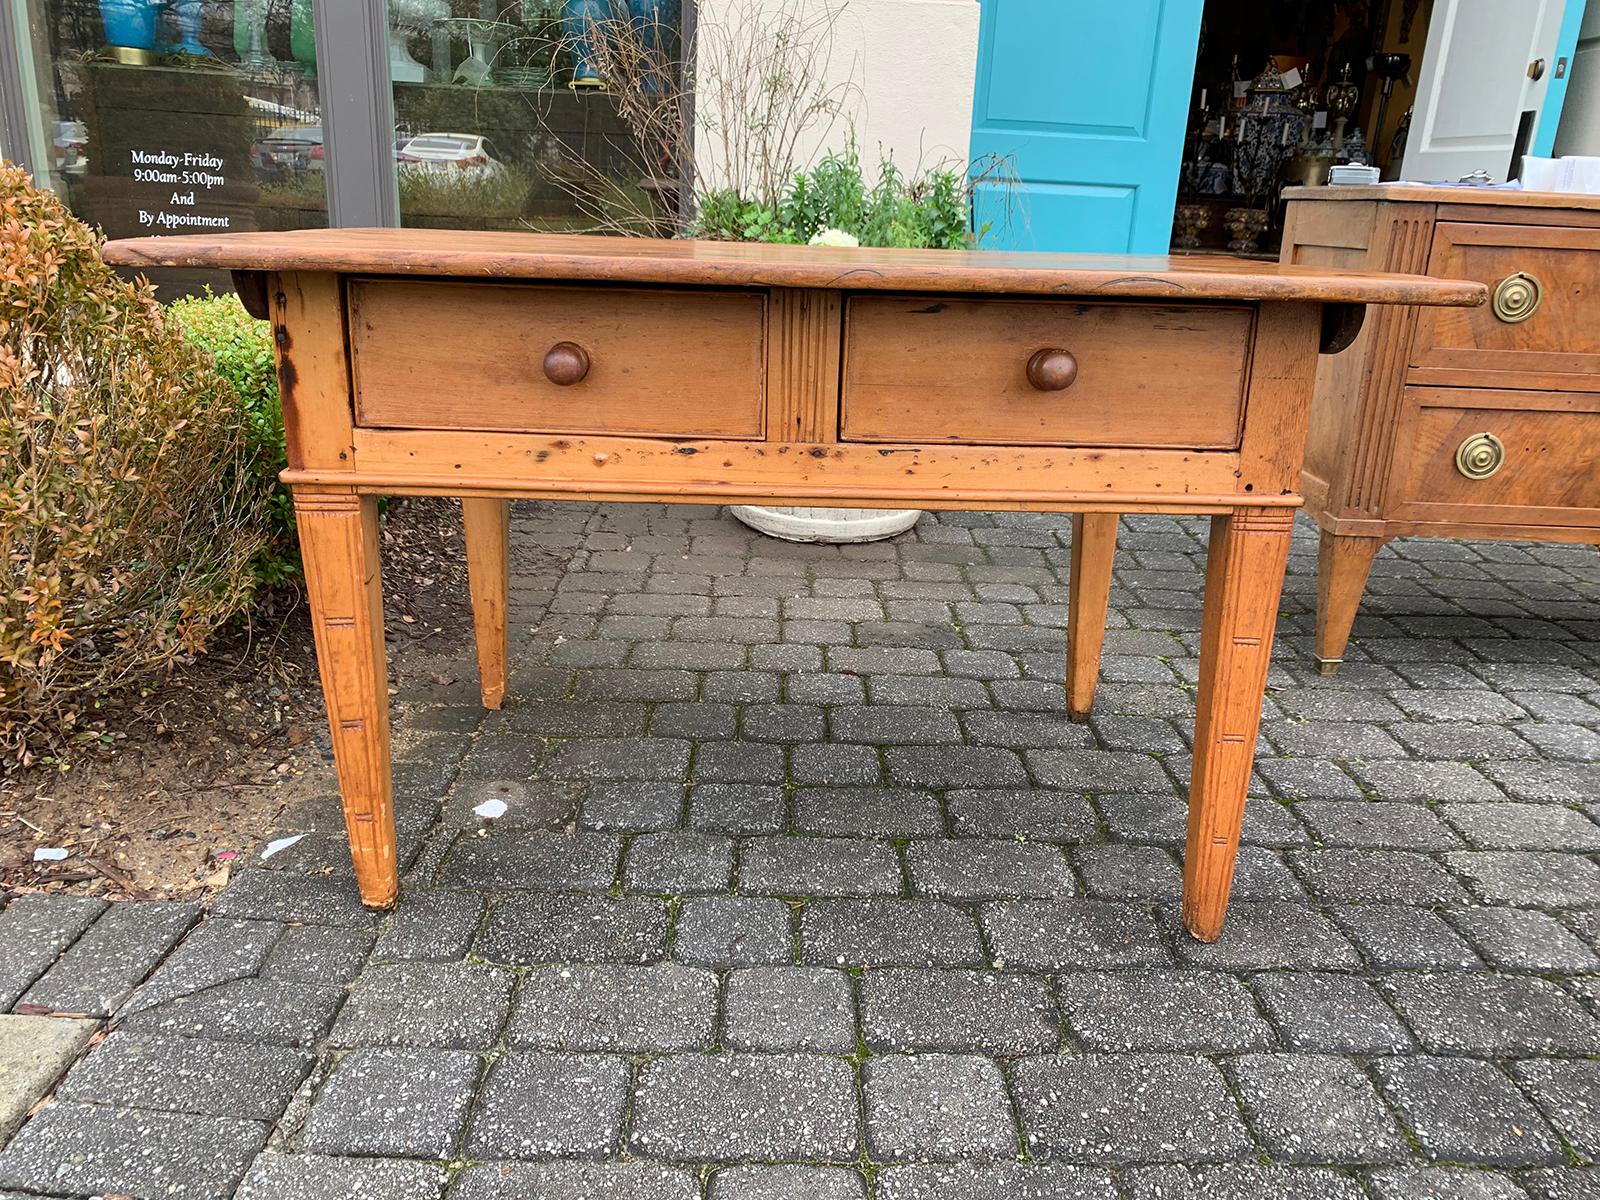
xmin=1401 ymin=0 xmax=1566 ymax=181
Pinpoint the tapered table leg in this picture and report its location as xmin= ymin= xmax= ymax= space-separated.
xmin=1183 ymin=508 xmax=1294 ymax=942
xmin=1066 ymin=512 xmax=1118 ymax=722
xmin=293 ymin=489 xmax=398 ymax=908
xmin=463 ymin=497 xmax=510 ymax=710
xmin=1316 ymin=529 xmax=1384 ymax=676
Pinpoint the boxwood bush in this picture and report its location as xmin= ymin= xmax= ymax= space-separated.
xmin=169 ymin=291 xmax=297 ymax=588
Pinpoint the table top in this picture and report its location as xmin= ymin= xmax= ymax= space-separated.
xmin=1284 ymin=184 xmax=1600 ymax=211
xmin=101 ymin=229 xmax=1486 ymax=307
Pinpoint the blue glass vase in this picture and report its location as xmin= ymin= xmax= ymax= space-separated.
xmin=99 ymin=0 xmax=159 ymax=52
xmin=171 ymin=0 xmax=213 ymax=56
xmin=629 ymin=0 xmax=679 ymax=92
xmin=562 ymin=0 xmax=610 ymax=88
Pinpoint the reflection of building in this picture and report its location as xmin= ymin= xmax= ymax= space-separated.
xmin=3 ymin=0 xmax=705 ymax=292
xmin=8 ymin=0 xmax=1596 ymax=276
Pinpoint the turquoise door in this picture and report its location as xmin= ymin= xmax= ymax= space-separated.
xmin=970 ymin=0 xmax=1205 ymax=254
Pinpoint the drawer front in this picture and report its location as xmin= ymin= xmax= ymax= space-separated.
xmin=840 ymin=296 xmax=1252 ymax=448
xmin=1393 ymin=387 xmax=1600 ymax=525
xmin=350 ymin=279 xmax=767 ymax=438
xmin=1412 ymin=223 xmax=1600 ymax=386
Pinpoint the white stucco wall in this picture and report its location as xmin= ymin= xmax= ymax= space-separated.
xmin=692 ymin=0 xmax=980 ymax=193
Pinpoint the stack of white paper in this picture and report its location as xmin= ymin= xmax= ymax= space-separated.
xmin=1519 ymin=155 xmax=1600 ymax=194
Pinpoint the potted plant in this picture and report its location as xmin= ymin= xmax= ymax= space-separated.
xmin=700 ymin=146 xmax=997 ymax=543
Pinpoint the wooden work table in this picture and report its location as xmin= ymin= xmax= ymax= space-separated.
xmin=103 ymin=230 xmax=1483 ymax=942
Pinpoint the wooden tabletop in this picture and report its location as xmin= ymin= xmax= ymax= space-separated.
xmin=1284 ymin=184 xmax=1600 ymax=212
xmin=102 ymin=229 xmax=1486 ymax=307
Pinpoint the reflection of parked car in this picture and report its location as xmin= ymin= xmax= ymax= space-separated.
xmin=394 ymin=133 xmax=506 ymax=178
xmin=252 ymin=124 xmax=323 ymax=177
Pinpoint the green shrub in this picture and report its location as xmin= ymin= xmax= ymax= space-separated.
xmin=169 ymin=291 xmax=297 ymax=589
xmin=694 ymin=146 xmax=984 ymax=249
xmin=0 ymin=163 xmax=268 ymax=767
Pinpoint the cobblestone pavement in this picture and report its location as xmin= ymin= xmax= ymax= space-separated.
xmin=1 ymin=503 xmax=1598 ymax=1200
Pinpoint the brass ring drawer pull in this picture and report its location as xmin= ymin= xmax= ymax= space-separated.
xmin=1027 ymin=347 xmax=1078 ymax=391
xmin=1492 ymin=272 xmax=1541 ymax=323
xmin=1455 ymin=432 xmax=1506 ymax=480
xmin=542 ymin=341 xmax=590 ymax=385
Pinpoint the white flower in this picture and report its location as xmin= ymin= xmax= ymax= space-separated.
xmin=809 ymin=227 xmax=859 ymax=247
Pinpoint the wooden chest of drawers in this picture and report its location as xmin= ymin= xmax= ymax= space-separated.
xmin=1281 ymin=186 xmax=1600 ymax=673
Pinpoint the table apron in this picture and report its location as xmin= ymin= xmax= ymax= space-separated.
xmin=279 ymin=430 xmax=1290 ymax=515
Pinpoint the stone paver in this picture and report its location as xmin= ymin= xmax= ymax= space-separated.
xmin=0 ymin=1014 xmax=98 ymax=1142
xmin=329 ymin=961 xmax=514 ymax=1048
xmin=0 ymin=1102 xmax=266 ymax=1200
xmin=507 ymin=963 xmax=717 ymax=1051
xmin=19 ymin=899 xmax=198 ymax=1016
xmin=860 ymin=967 xmax=1058 ymax=1054
xmin=1230 ymin=1053 xmax=1409 ymax=1163
xmin=58 ymin=1030 xmax=310 ymax=1120
xmin=6 ymin=506 xmax=1600 ymax=1189
xmin=708 ymin=1164 xmax=867 ymax=1199
xmin=630 ymin=1052 xmax=858 ymax=1161
xmin=864 ymin=1053 xmax=1017 ymax=1161
xmin=724 ymin=967 xmax=856 ymax=1053
xmin=117 ymin=977 xmax=344 ymax=1046
xmin=1054 ymin=969 xmax=1272 ymax=1052
xmin=452 ymin=1161 xmax=699 ymax=1199
xmin=235 ymin=1154 xmax=447 ymax=1200
xmin=1375 ymin=1056 xmax=1565 ymax=1166
xmin=465 ymin=1052 xmax=630 ymax=1158
xmin=0 ymin=895 xmax=106 ymax=1009
xmin=1011 ymin=1053 xmax=1254 ymax=1162
xmin=302 ymin=1047 xmax=479 ymax=1159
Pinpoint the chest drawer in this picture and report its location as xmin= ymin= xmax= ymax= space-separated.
xmin=1411 ymin=223 xmax=1600 ymax=388
xmin=349 ymin=279 xmax=767 ymax=438
xmin=839 ymin=296 xmax=1252 ymax=448
xmin=1392 ymin=387 xmax=1600 ymax=525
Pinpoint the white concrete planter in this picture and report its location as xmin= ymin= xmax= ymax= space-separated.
xmin=729 ymin=505 xmax=922 ymax=544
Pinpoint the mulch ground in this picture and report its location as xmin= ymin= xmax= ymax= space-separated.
xmin=0 ymin=497 xmax=473 ymax=902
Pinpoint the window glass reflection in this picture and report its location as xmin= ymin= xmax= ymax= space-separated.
xmin=389 ymin=0 xmax=685 ymax=234
xmin=25 ymin=0 xmax=330 ymax=293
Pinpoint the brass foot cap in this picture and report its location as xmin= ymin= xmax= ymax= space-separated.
xmin=1316 ymin=657 xmax=1343 ymax=677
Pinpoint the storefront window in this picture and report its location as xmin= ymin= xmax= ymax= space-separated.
xmin=388 ymin=0 xmax=685 ymax=234
xmin=24 ymin=0 xmax=330 ymax=293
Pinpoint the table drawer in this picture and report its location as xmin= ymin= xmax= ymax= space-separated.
xmin=1392 ymin=387 xmax=1600 ymax=524
xmin=840 ymin=296 xmax=1251 ymax=447
xmin=349 ymin=279 xmax=767 ymax=438
xmin=1412 ymin=223 xmax=1600 ymax=387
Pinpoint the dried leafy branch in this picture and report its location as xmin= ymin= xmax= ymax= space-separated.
xmin=0 ymin=165 xmax=268 ymax=769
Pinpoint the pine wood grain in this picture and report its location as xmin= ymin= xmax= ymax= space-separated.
xmin=334 ymin=429 xmax=1256 ymax=508
xmin=765 ymin=289 xmax=843 ymax=442
xmin=462 ymin=498 xmax=510 ymax=710
xmin=271 ymin=272 xmax=356 ymax=474
xmin=840 ymin=298 xmax=1251 ymax=449
xmin=349 ymin=279 xmax=768 ymax=438
xmin=100 ymin=228 xmax=1486 ymax=306
xmin=1184 ymin=507 xmax=1296 ymax=942
xmin=1065 ymin=513 xmax=1118 ymax=722
xmin=292 ymin=489 xmax=396 ymax=906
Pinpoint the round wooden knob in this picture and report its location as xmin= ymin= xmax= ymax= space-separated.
xmin=1026 ymin=348 xmax=1078 ymax=391
xmin=543 ymin=341 xmax=590 ymax=386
